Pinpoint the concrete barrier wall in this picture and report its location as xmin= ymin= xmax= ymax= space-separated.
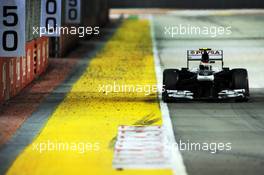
xmin=50 ymin=0 xmax=110 ymax=57
xmin=0 ymin=0 xmax=110 ymax=104
xmin=110 ymin=0 xmax=264 ymax=8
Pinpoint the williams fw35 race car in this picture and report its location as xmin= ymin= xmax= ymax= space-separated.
xmin=162 ymin=48 xmax=249 ymax=102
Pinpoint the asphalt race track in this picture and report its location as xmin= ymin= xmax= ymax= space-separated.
xmin=153 ymin=10 xmax=264 ymax=175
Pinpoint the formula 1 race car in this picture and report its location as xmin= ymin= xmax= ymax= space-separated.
xmin=162 ymin=48 xmax=249 ymax=102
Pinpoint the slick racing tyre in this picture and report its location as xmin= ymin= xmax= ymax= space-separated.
xmin=162 ymin=69 xmax=179 ymax=102
xmin=231 ymin=69 xmax=249 ymax=102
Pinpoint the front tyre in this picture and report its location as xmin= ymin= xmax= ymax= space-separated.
xmin=162 ymin=69 xmax=179 ymax=102
xmin=231 ymin=69 xmax=249 ymax=102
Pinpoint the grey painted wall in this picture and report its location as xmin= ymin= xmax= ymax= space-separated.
xmin=110 ymin=0 xmax=264 ymax=8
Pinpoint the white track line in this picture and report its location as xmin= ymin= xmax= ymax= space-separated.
xmin=149 ymin=15 xmax=188 ymax=175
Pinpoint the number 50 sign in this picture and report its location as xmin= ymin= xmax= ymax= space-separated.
xmin=65 ymin=0 xmax=81 ymax=24
xmin=0 ymin=0 xmax=25 ymax=57
xmin=41 ymin=0 xmax=62 ymax=37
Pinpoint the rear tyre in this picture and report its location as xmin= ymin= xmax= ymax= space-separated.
xmin=162 ymin=69 xmax=179 ymax=102
xmin=231 ymin=69 xmax=249 ymax=102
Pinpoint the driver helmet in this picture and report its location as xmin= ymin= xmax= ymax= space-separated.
xmin=201 ymin=50 xmax=209 ymax=63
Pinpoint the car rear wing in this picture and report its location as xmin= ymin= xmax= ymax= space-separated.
xmin=187 ymin=50 xmax=224 ymax=68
